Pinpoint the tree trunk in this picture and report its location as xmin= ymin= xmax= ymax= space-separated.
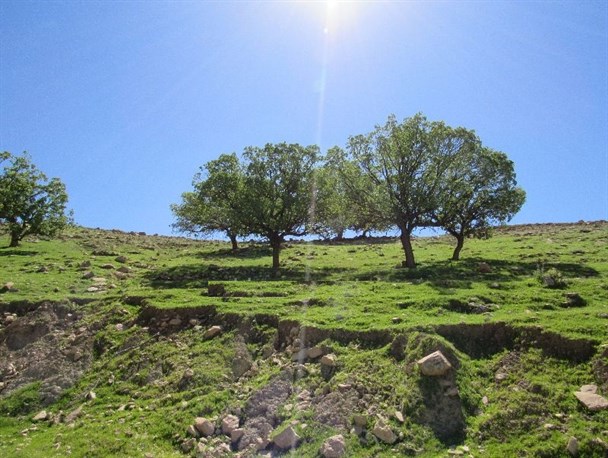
xmin=399 ymin=229 xmax=416 ymax=268
xmin=228 ymin=232 xmax=238 ymax=251
xmin=270 ymin=236 xmax=282 ymax=277
xmin=451 ymin=234 xmax=465 ymax=261
xmin=335 ymin=230 xmax=344 ymax=241
xmin=9 ymin=231 xmax=20 ymax=248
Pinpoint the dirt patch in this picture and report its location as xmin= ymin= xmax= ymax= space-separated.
xmin=0 ymin=302 xmax=95 ymax=404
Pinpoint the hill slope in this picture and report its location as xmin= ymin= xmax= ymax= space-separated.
xmin=0 ymin=222 xmax=607 ymax=457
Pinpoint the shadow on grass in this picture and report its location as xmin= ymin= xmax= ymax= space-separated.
xmin=0 ymin=248 xmax=38 ymax=256
xmin=196 ymin=245 xmax=271 ymax=261
xmin=143 ymin=263 xmax=352 ymax=288
xmin=354 ymin=258 xmax=600 ymax=291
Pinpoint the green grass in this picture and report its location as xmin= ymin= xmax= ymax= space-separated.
xmin=1 ymin=222 xmax=607 ymax=457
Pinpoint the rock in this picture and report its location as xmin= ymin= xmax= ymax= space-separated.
xmin=168 ymin=317 xmax=182 ymax=326
xmin=101 ymin=263 xmax=115 ymax=270
xmin=273 ymin=426 xmax=300 ymax=450
xmin=417 ymin=351 xmax=452 ymax=376
xmin=194 ymin=417 xmax=215 ymax=437
xmin=580 ymin=384 xmax=598 ymax=393
xmin=82 ymin=271 xmax=95 ymax=279
xmin=231 ymin=428 xmax=245 ymax=443
xmin=36 ymin=266 xmax=49 ymax=273
xmin=353 ymin=414 xmax=367 ymax=427
xmin=482 ymin=396 xmax=489 ymax=405
xmin=320 ymin=434 xmax=346 ymax=458
xmin=478 ymin=262 xmax=492 ymax=273
xmin=567 ymin=436 xmax=579 ymax=456
xmin=117 ymin=266 xmax=131 ymax=274
xmin=372 ymin=420 xmax=397 ymax=444
xmin=86 ymin=286 xmax=100 ymax=293
xmin=32 ymin=410 xmax=48 ymax=421
xmin=187 ymin=424 xmax=199 ymax=437
xmin=321 ymin=354 xmax=337 ymax=367
xmin=562 ymin=292 xmax=586 ymax=308
xmin=115 ymin=323 xmax=124 ymax=332
xmin=203 ymin=325 xmax=222 ymax=339
xmin=115 ymin=256 xmax=128 ymax=263
xmin=222 ymin=414 xmax=240 ymax=435
xmin=574 ymin=391 xmax=608 ymax=411
xmin=1 ymin=282 xmax=15 ymax=292
xmin=307 ymin=346 xmax=324 ymax=359
xmin=181 ymin=437 xmax=197 ymax=452
xmin=394 ymin=411 xmax=405 ymax=423
xmin=86 ymin=391 xmax=96 ymax=400
xmin=65 ymin=405 xmax=83 ymax=424
xmin=392 ymin=317 xmax=403 ymax=324
xmin=114 ymin=271 xmax=128 ymax=280
xmin=208 ymin=284 xmax=226 ymax=297
xmin=79 ymin=260 xmax=91 ymax=268
xmin=495 ymin=372 xmax=508 ymax=382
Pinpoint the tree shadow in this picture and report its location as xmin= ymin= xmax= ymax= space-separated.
xmin=196 ymin=245 xmax=271 ymax=261
xmin=0 ymin=248 xmax=38 ymax=256
xmin=143 ymin=263 xmax=352 ymax=289
xmin=354 ymin=257 xmax=600 ymax=291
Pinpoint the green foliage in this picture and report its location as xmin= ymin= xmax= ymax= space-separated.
xmin=241 ymin=142 xmax=319 ymax=273
xmin=0 ymin=152 xmax=70 ymax=247
xmin=171 ymin=153 xmax=247 ymax=250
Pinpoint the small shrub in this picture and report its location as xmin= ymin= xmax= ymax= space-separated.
xmin=538 ymin=267 xmax=567 ymax=289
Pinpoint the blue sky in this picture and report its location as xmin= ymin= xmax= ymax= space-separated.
xmin=1 ymin=1 xmax=606 ymax=235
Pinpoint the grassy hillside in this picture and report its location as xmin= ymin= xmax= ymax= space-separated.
xmin=0 ymin=222 xmax=607 ymax=457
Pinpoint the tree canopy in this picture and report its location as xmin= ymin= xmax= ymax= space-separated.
xmin=0 ymin=152 xmax=70 ymax=247
xmin=172 ymin=113 xmax=525 ymax=271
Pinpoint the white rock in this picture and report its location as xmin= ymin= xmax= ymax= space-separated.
xmin=221 ymin=414 xmax=240 ymax=435
xmin=417 ymin=351 xmax=452 ymax=376
xmin=372 ymin=421 xmax=397 ymax=444
xmin=273 ymin=426 xmax=300 ymax=450
xmin=574 ymin=391 xmax=608 ymax=411
xmin=567 ymin=436 xmax=579 ymax=456
xmin=203 ymin=325 xmax=222 ymax=339
xmin=320 ymin=353 xmax=337 ymax=367
xmin=320 ymin=434 xmax=346 ymax=458
xmin=194 ymin=417 xmax=215 ymax=437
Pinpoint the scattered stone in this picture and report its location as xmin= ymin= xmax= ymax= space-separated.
xmin=320 ymin=354 xmax=337 ymax=367
xmin=482 ymin=396 xmax=489 ymax=405
xmin=115 ymin=323 xmax=124 ymax=331
xmin=353 ymin=414 xmax=367 ymax=427
xmin=203 ymin=325 xmax=222 ymax=339
xmin=580 ymin=384 xmax=598 ymax=393
xmin=478 ymin=262 xmax=492 ymax=273
xmin=186 ymin=424 xmax=199 ymax=438
xmin=115 ymin=256 xmax=128 ymax=263
xmin=114 ymin=271 xmax=128 ymax=280
xmin=231 ymin=428 xmax=245 ymax=443
xmin=495 ymin=372 xmax=508 ymax=382
xmin=1 ymin=282 xmax=14 ymax=292
xmin=79 ymin=260 xmax=91 ymax=269
xmin=567 ymin=436 xmax=579 ymax=456
xmin=65 ymin=405 xmax=83 ymax=424
xmin=168 ymin=317 xmax=182 ymax=326
xmin=320 ymin=434 xmax=346 ymax=458
xmin=392 ymin=317 xmax=403 ymax=324
xmin=222 ymin=415 xmax=240 ymax=435
xmin=417 ymin=351 xmax=452 ymax=376
xmin=32 ymin=410 xmax=48 ymax=421
xmin=36 ymin=266 xmax=49 ymax=273
xmin=117 ymin=266 xmax=132 ymax=274
xmin=86 ymin=286 xmax=100 ymax=293
xmin=181 ymin=437 xmax=196 ymax=452
xmin=194 ymin=417 xmax=215 ymax=437
xmin=86 ymin=391 xmax=96 ymax=400
xmin=372 ymin=420 xmax=397 ymax=444
xmin=273 ymin=426 xmax=301 ymax=450
xmin=574 ymin=391 xmax=608 ymax=411
xmin=307 ymin=346 xmax=324 ymax=359
xmin=394 ymin=411 xmax=405 ymax=423
xmin=100 ymin=263 xmax=115 ymax=270
xmin=82 ymin=271 xmax=95 ymax=279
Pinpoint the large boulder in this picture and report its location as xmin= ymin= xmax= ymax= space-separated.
xmin=417 ymin=351 xmax=452 ymax=376
xmin=273 ymin=426 xmax=301 ymax=450
xmin=574 ymin=391 xmax=608 ymax=411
